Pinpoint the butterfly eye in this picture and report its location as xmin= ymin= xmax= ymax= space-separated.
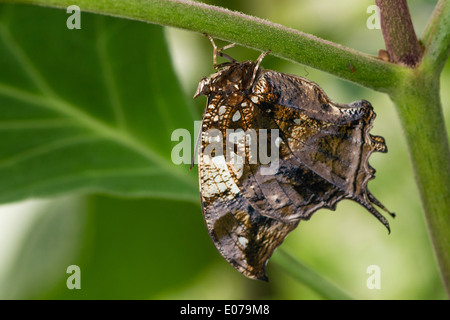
xmin=193 ymin=77 xmax=211 ymax=98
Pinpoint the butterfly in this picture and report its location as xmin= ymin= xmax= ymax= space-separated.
xmin=193 ymin=35 xmax=394 ymax=281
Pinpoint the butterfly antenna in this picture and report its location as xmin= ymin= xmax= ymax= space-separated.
xmin=250 ymin=50 xmax=270 ymax=86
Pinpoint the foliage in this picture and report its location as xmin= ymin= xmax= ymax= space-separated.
xmin=0 ymin=0 xmax=448 ymax=299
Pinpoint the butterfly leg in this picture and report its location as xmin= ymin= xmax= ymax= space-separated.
xmin=205 ymin=34 xmax=237 ymax=68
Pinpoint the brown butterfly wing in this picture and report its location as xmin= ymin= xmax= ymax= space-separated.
xmin=222 ymin=70 xmax=392 ymax=229
xmin=198 ymin=94 xmax=298 ymax=281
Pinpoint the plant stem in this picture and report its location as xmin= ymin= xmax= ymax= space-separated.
xmin=1 ymin=0 xmax=449 ymax=298
xmin=376 ymin=0 xmax=422 ymax=66
xmin=0 ymin=0 xmax=403 ymax=93
xmin=271 ymin=249 xmax=353 ymax=300
xmin=379 ymin=0 xmax=450 ymax=296
xmin=421 ymin=0 xmax=450 ymax=74
xmin=390 ymin=66 xmax=450 ymax=296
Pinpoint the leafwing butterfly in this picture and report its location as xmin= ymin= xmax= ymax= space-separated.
xmin=193 ymin=35 xmax=393 ymax=281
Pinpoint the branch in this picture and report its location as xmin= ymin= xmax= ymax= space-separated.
xmin=271 ymin=249 xmax=353 ymax=300
xmin=386 ymin=0 xmax=450 ymax=296
xmin=391 ymin=76 xmax=450 ymax=297
xmin=420 ymin=0 xmax=450 ymax=73
xmin=2 ymin=0 xmax=449 ymax=298
xmin=0 ymin=0 xmax=404 ymax=93
xmin=376 ymin=0 xmax=422 ymax=66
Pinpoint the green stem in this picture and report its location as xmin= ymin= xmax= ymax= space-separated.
xmin=271 ymin=249 xmax=353 ymax=300
xmin=391 ymin=66 xmax=450 ymax=297
xmin=421 ymin=0 xmax=450 ymax=74
xmin=1 ymin=0 xmax=449 ymax=298
xmin=0 ymin=0 xmax=402 ymax=92
xmin=386 ymin=0 xmax=450 ymax=297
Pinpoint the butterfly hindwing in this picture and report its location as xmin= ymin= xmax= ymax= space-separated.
xmin=198 ymin=95 xmax=298 ymax=280
xmin=218 ymin=70 xmax=392 ymax=229
xmin=194 ymin=39 xmax=392 ymax=280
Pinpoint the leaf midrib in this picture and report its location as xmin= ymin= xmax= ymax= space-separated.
xmin=0 ymin=21 xmax=197 ymax=192
xmin=0 ymin=165 xmax=200 ymax=205
xmin=0 ymin=82 xmax=197 ymax=189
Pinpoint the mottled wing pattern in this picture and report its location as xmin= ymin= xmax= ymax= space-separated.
xmin=222 ymin=70 xmax=391 ymax=229
xmin=196 ymin=40 xmax=392 ymax=280
xmin=198 ymin=94 xmax=298 ymax=280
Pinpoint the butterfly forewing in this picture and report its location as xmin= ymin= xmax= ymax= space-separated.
xmin=198 ymin=95 xmax=298 ymax=280
xmin=195 ymin=40 xmax=392 ymax=280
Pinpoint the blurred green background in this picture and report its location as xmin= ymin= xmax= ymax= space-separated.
xmin=0 ymin=0 xmax=448 ymax=299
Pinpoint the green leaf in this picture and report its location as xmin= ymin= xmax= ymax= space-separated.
xmin=0 ymin=4 xmax=198 ymax=204
xmin=0 ymin=196 xmax=217 ymax=299
xmin=0 ymin=197 xmax=86 ymax=299
xmin=0 ymin=4 xmax=219 ymax=299
xmin=2 ymin=2 xmax=447 ymax=299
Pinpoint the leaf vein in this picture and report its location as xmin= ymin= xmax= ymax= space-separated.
xmin=0 ymin=23 xmax=55 ymax=97
xmin=0 ymin=134 xmax=101 ymax=169
xmin=96 ymin=20 xmax=127 ymax=131
xmin=0 ymin=118 xmax=79 ymax=130
xmin=0 ymin=84 xmax=197 ymax=188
